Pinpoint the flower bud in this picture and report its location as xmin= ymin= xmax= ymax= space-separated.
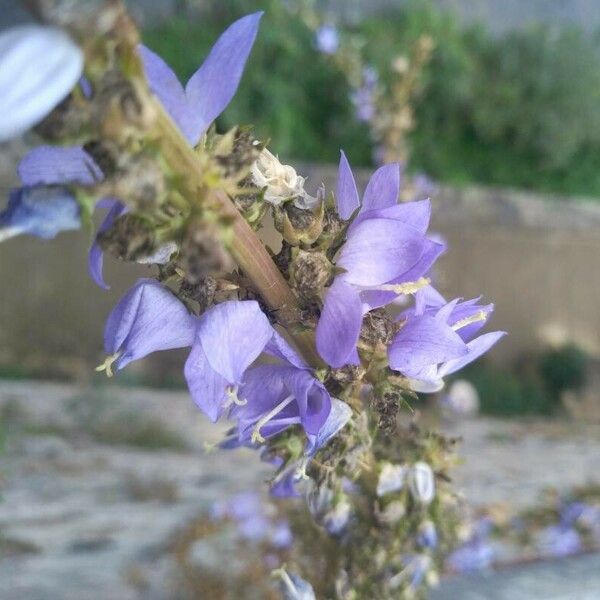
xmin=275 ymin=202 xmax=324 ymax=246
xmin=0 ymin=25 xmax=83 ymax=141
xmin=417 ymin=520 xmax=438 ymax=549
xmin=377 ymin=462 xmax=407 ymax=497
xmin=290 ymin=249 xmax=333 ymax=301
xmin=409 ymin=462 xmax=435 ymax=505
xmin=323 ymin=496 xmax=352 ymax=537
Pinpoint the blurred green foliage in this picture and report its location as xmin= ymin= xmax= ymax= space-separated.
xmin=538 ymin=345 xmax=589 ymax=398
xmin=144 ymin=0 xmax=600 ymax=197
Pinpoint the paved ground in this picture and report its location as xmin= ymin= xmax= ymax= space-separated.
xmin=1 ymin=380 xmax=600 ymax=598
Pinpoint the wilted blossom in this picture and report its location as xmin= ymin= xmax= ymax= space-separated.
xmin=316 ymin=152 xmax=445 ymax=368
xmin=315 ymin=25 xmax=340 ymax=55
xmin=389 ymin=287 xmax=506 ymax=391
xmin=0 ymin=25 xmax=83 ymax=141
xmin=408 ymin=462 xmax=435 ymax=505
xmin=8 ymin=13 xmax=262 ymax=285
xmin=537 ymin=525 xmax=582 ymax=558
xmin=376 ymin=462 xmax=407 ymax=497
xmin=250 ymin=148 xmax=317 ymax=208
xmin=0 ymin=186 xmax=80 ymax=242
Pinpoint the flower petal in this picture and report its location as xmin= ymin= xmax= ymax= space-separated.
xmin=351 ymin=198 xmax=431 ymax=234
xmin=0 ymin=186 xmax=80 ymax=241
xmin=0 ymin=25 xmax=83 ymax=141
xmin=336 ymin=150 xmax=360 ymax=220
xmin=197 ymin=300 xmax=272 ymax=383
xmin=185 ymin=12 xmax=262 ymax=143
xmin=438 ymin=331 xmax=506 ymax=377
xmin=360 ymin=163 xmax=400 ymax=212
xmin=138 ymin=44 xmax=198 ymax=144
xmin=88 ymin=199 xmax=126 ymax=290
xmin=104 ymin=279 xmax=196 ymax=369
xmin=264 ymin=330 xmax=307 ymax=369
xmin=388 ymin=315 xmax=468 ymax=379
xmin=184 ymin=341 xmax=229 ymax=422
xmin=337 ymin=218 xmax=425 ymax=286
xmin=305 ymin=398 xmax=352 ymax=456
xmin=316 ymin=279 xmax=363 ymax=368
xmin=18 ymin=146 xmax=102 ymax=186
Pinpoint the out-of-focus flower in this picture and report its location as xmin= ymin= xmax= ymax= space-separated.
xmin=417 ymin=520 xmax=438 ymax=549
xmin=0 ymin=25 xmax=83 ymax=141
xmin=0 ymin=186 xmax=80 ymax=241
xmin=316 ymin=152 xmax=445 ymax=368
xmin=250 ymin=148 xmax=317 ymax=208
xmin=537 ymin=525 xmax=582 ymax=558
xmin=446 ymin=540 xmax=494 ymax=572
xmin=377 ymin=462 xmax=407 ymax=497
xmin=315 ymin=25 xmax=340 ymax=55
xmin=408 ymin=462 xmax=435 ymax=505
xmin=350 ymin=67 xmax=378 ymax=123
xmin=277 ymin=570 xmax=316 ymax=600
xmin=323 ymin=496 xmax=352 ymax=536
xmin=441 ymin=379 xmax=480 ymax=417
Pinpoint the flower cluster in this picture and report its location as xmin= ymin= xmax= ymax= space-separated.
xmin=0 ymin=4 xmax=504 ymax=598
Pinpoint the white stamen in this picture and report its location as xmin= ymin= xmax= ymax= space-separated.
xmin=356 ymin=277 xmax=430 ymax=296
xmin=222 ymin=385 xmax=247 ymax=408
xmin=95 ymin=352 xmax=120 ymax=378
xmin=451 ymin=310 xmax=487 ymax=332
xmin=251 ymin=394 xmax=295 ymax=444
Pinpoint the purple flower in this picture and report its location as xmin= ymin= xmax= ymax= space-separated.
xmin=350 ymin=67 xmax=378 ymax=123
xmin=447 ymin=540 xmax=494 ymax=573
xmin=388 ymin=288 xmax=506 ymax=389
xmin=0 ymin=25 xmax=83 ymax=141
xmin=267 ymin=398 xmax=352 ymax=498
xmin=139 ymin=12 xmax=262 ymax=146
xmin=13 ymin=13 xmax=262 ymax=283
xmin=417 ymin=520 xmax=438 ymax=549
xmin=537 ymin=525 xmax=582 ymax=558
xmin=278 ymin=571 xmax=316 ymax=600
xmin=100 ymin=278 xmax=196 ymax=374
xmin=315 ymin=152 xmax=445 ymax=368
xmin=315 ymin=25 xmax=340 ymax=55
xmin=0 ymin=186 xmax=81 ymax=241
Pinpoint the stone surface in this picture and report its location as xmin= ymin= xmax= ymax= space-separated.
xmin=1 ymin=380 xmax=600 ymax=598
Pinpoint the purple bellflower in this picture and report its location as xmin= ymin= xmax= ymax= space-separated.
xmin=11 ymin=13 xmax=262 ymax=286
xmin=99 ymin=278 xmax=196 ymax=375
xmin=388 ymin=286 xmax=506 ymax=391
xmin=0 ymin=186 xmax=81 ymax=242
xmin=316 ymin=152 xmax=445 ymax=368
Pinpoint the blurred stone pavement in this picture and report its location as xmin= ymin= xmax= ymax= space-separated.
xmin=1 ymin=380 xmax=600 ymax=599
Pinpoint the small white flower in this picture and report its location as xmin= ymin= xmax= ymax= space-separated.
xmin=250 ymin=148 xmax=316 ymax=207
xmin=0 ymin=25 xmax=83 ymax=141
xmin=377 ymin=462 xmax=407 ymax=497
xmin=409 ymin=462 xmax=435 ymax=504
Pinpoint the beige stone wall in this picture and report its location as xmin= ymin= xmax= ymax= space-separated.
xmin=1 ymin=162 xmax=599 ymax=377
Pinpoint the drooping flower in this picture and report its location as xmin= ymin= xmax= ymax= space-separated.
xmin=99 ymin=278 xmax=196 ymax=374
xmin=389 ymin=288 xmax=506 ymax=390
xmin=0 ymin=186 xmax=81 ymax=242
xmin=316 ymin=152 xmax=445 ymax=368
xmin=0 ymin=25 xmax=83 ymax=141
xmin=315 ymin=25 xmax=340 ymax=55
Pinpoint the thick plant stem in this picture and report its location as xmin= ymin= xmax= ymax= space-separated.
xmin=153 ymin=103 xmax=322 ymax=367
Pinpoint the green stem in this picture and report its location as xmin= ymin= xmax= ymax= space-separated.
xmin=153 ymin=103 xmax=322 ymax=367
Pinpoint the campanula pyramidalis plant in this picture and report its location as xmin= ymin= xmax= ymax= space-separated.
xmin=0 ymin=2 xmax=504 ymax=597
